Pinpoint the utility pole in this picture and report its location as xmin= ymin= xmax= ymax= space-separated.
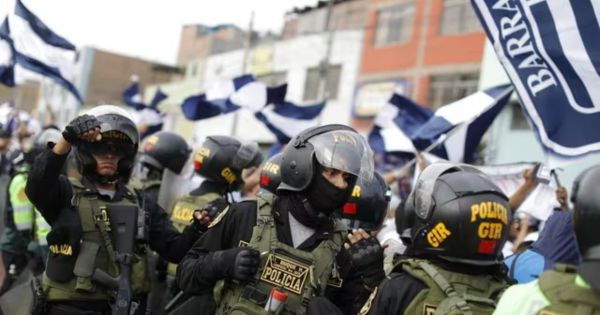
xmin=318 ymin=0 xmax=335 ymax=102
xmin=230 ymin=11 xmax=254 ymax=137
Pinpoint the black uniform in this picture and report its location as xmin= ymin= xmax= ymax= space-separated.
xmin=25 ymin=147 xmax=201 ymax=313
xmin=27 ymin=148 xmax=200 ymax=262
xmin=177 ymin=196 xmax=374 ymax=314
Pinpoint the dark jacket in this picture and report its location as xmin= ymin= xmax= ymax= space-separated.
xmin=176 ymin=196 xmax=375 ymax=314
xmin=25 ymin=147 xmax=200 ymax=263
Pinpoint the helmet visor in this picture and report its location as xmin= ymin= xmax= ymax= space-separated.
xmin=308 ymin=130 xmax=374 ymax=183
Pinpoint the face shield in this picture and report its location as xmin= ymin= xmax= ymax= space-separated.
xmin=157 ymin=148 xmax=196 ymax=211
xmin=307 ymin=130 xmax=374 ymax=184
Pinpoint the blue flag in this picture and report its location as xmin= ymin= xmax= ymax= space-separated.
xmin=472 ymin=0 xmax=600 ymax=159
xmin=254 ymin=100 xmax=326 ymax=144
xmin=411 ymin=85 xmax=513 ymax=163
xmin=368 ymin=93 xmax=433 ymax=156
xmin=6 ymin=0 xmax=82 ymax=102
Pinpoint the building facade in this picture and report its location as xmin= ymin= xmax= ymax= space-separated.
xmin=358 ymin=0 xmax=485 ymax=110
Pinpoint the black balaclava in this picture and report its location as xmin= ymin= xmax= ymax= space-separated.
xmin=305 ymin=171 xmax=354 ymax=215
xmin=286 ymin=164 xmax=356 ymax=229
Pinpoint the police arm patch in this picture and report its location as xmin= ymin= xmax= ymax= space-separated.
xmin=208 ymin=206 xmax=230 ymax=229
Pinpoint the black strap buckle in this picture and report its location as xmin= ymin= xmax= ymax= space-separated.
xmin=241 ymin=285 xmax=268 ymax=305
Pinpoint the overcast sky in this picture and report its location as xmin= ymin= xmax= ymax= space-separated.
xmin=0 ymin=0 xmax=317 ymax=65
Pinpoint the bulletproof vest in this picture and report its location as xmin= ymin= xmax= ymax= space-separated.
xmin=537 ymin=264 xmax=600 ymax=315
xmin=398 ymin=259 xmax=508 ymax=315
xmin=215 ymin=195 xmax=346 ymax=315
xmin=167 ymin=192 xmax=223 ymax=276
xmin=170 ymin=192 xmax=222 ymax=232
xmin=43 ymin=179 xmax=151 ymax=301
xmin=129 ymin=179 xmax=161 ymax=191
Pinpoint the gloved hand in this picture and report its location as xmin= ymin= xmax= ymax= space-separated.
xmin=190 ymin=199 xmax=229 ymax=233
xmin=62 ymin=114 xmax=101 ymax=145
xmin=338 ymin=229 xmax=385 ymax=288
xmin=213 ymin=247 xmax=260 ymax=283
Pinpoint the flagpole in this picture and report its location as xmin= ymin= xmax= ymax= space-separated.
xmin=318 ymin=0 xmax=335 ymax=102
xmin=230 ymin=11 xmax=254 ymax=138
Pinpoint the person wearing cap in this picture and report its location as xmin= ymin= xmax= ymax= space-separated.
xmin=359 ymin=163 xmax=511 ymax=315
xmin=493 ymin=165 xmax=600 ymax=315
xmin=176 ymin=125 xmax=385 ymax=315
xmin=25 ymin=105 xmax=204 ymax=315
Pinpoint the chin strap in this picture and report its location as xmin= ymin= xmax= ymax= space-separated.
xmin=300 ymin=196 xmax=330 ymax=227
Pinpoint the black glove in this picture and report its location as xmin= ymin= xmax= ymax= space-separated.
xmin=62 ymin=114 xmax=100 ymax=145
xmin=213 ymin=247 xmax=260 ymax=283
xmin=190 ymin=199 xmax=229 ymax=233
xmin=339 ymin=238 xmax=385 ymax=287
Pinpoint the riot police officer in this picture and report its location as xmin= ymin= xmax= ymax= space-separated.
xmin=134 ymin=131 xmax=191 ymax=314
xmin=135 ymin=131 xmax=191 ymax=206
xmin=359 ymin=163 xmax=511 ymax=315
xmin=493 ymin=165 xmax=600 ymax=315
xmin=25 ymin=105 xmax=204 ymax=315
xmin=169 ymin=135 xmax=262 ymax=233
xmin=176 ymin=124 xmax=384 ymax=315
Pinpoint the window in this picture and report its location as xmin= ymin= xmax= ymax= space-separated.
xmin=374 ymin=3 xmax=415 ymax=46
xmin=303 ymin=65 xmax=342 ymax=101
xmin=256 ymin=72 xmax=287 ymax=86
xmin=439 ymin=0 xmax=481 ymax=35
xmin=427 ymin=73 xmax=479 ymax=109
xmin=510 ymin=101 xmax=530 ymax=130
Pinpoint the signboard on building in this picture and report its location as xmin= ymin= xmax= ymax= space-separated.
xmin=353 ymin=79 xmax=410 ymax=118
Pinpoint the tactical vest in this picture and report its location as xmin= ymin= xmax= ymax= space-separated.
xmin=215 ymin=195 xmax=346 ymax=315
xmin=537 ymin=264 xmax=600 ymax=315
xmin=398 ymin=259 xmax=507 ymax=315
xmin=167 ymin=192 xmax=222 ymax=276
xmin=129 ymin=179 xmax=161 ymax=192
xmin=170 ymin=192 xmax=222 ymax=232
xmin=43 ymin=179 xmax=151 ymax=301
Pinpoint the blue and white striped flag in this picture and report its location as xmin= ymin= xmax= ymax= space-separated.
xmin=368 ymin=93 xmax=433 ymax=155
xmin=472 ymin=0 xmax=600 ymax=159
xmin=180 ymin=74 xmax=286 ymax=120
xmin=6 ymin=0 xmax=82 ymax=102
xmin=181 ymin=74 xmax=254 ymax=120
xmin=122 ymin=76 xmax=145 ymax=110
xmin=254 ymin=100 xmax=326 ymax=144
xmin=411 ymin=85 xmax=513 ymax=163
xmin=0 ymin=19 xmax=15 ymax=87
xmin=148 ymin=88 xmax=168 ymax=109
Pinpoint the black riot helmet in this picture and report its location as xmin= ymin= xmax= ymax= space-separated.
xmin=23 ymin=127 xmax=62 ymax=164
xmin=278 ymin=124 xmax=374 ymax=193
xmin=337 ymin=171 xmax=390 ymax=232
xmin=571 ymin=165 xmax=600 ymax=290
xmin=140 ymin=131 xmax=191 ymax=175
xmin=398 ymin=163 xmax=511 ymax=266
xmin=75 ymin=105 xmax=139 ymax=184
xmin=193 ymin=135 xmax=263 ymax=190
xmin=259 ymin=153 xmax=283 ymax=195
